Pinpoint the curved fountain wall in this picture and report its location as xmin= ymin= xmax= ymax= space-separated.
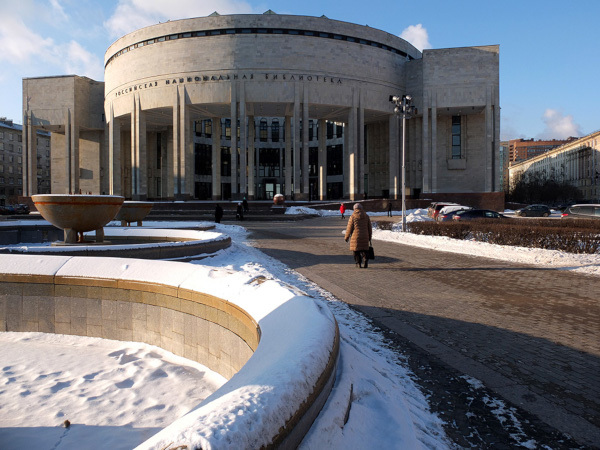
xmin=0 ymin=253 xmax=339 ymax=448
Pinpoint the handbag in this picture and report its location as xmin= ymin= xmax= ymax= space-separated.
xmin=367 ymin=242 xmax=375 ymax=260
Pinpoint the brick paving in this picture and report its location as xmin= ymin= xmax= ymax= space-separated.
xmin=245 ymin=216 xmax=600 ymax=448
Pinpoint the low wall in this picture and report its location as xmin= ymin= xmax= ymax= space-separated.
xmin=0 ymin=254 xmax=339 ymax=448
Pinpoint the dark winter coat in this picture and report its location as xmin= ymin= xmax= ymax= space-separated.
xmin=344 ymin=209 xmax=372 ymax=251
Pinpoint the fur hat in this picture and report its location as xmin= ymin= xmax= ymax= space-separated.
xmin=353 ymin=203 xmax=363 ymax=210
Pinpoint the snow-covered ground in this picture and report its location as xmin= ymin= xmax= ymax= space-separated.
xmin=1 ymin=208 xmax=598 ymax=449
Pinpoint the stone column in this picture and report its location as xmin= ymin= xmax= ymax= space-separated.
xmin=318 ymin=118 xmax=327 ymax=200
xmin=172 ymin=87 xmax=181 ymax=198
xmin=212 ymin=118 xmax=222 ymax=200
xmin=248 ymin=115 xmax=255 ymax=199
xmin=285 ymin=116 xmax=292 ymax=197
xmin=293 ymin=85 xmax=301 ymax=198
xmin=230 ymin=84 xmax=238 ymax=197
xmin=422 ymin=92 xmax=430 ymax=193
xmin=68 ymin=108 xmax=79 ymax=194
xmin=301 ymin=85 xmax=309 ymax=200
xmin=389 ymin=114 xmax=399 ymax=199
xmin=493 ymin=86 xmax=500 ymax=192
xmin=239 ymin=83 xmax=247 ymax=197
xmin=180 ymin=86 xmax=191 ymax=199
xmin=132 ymin=94 xmax=147 ymax=200
xmin=24 ymin=111 xmax=36 ymax=196
xmin=358 ymin=99 xmax=365 ymax=197
xmin=431 ymin=98 xmax=438 ymax=193
xmin=348 ymin=106 xmax=357 ymax=200
xmin=131 ymin=99 xmax=137 ymax=197
xmin=485 ymin=87 xmax=493 ymax=192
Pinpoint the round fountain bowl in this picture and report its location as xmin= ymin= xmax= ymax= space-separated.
xmin=114 ymin=201 xmax=154 ymax=224
xmin=32 ymin=194 xmax=125 ymax=232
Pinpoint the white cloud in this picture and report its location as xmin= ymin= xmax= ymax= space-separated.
xmin=62 ymin=41 xmax=104 ymax=80
xmin=0 ymin=13 xmax=102 ymax=81
xmin=49 ymin=0 xmax=69 ymax=22
xmin=0 ymin=17 xmax=55 ymax=62
xmin=105 ymin=0 xmax=255 ymax=38
xmin=400 ymin=24 xmax=431 ymax=52
xmin=537 ymin=109 xmax=582 ymax=140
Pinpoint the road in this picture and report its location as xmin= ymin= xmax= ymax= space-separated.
xmin=245 ymin=216 xmax=600 ymax=448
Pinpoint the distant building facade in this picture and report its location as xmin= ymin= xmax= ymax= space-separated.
xmin=508 ymin=131 xmax=600 ymax=202
xmin=22 ymin=12 xmax=501 ymax=205
xmin=508 ymin=138 xmax=575 ymax=164
xmin=0 ymin=118 xmax=50 ymax=205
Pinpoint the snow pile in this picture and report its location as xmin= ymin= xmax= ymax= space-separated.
xmin=0 ymin=252 xmax=338 ymax=450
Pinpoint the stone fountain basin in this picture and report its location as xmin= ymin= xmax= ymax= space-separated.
xmin=114 ymin=201 xmax=153 ymax=224
xmin=32 ymin=194 xmax=125 ymax=232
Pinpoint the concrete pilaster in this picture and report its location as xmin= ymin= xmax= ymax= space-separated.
xmin=431 ymin=100 xmax=437 ymax=193
xmin=285 ymin=116 xmax=292 ymax=197
xmin=348 ymin=105 xmax=357 ymax=200
xmin=248 ymin=115 xmax=255 ymax=199
xmin=293 ymin=85 xmax=301 ymax=198
xmin=230 ymin=85 xmax=238 ymax=196
xmin=318 ymin=118 xmax=327 ymax=200
xmin=108 ymin=105 xmax=122 ymax=195
xmin=180 ymin=86 xmax=192 ymax=199
xmin=172 ymin=88 xmax=180 ymax=198
xmin=25 ymin=112 xmax=36 ymax=196
xmin=358 ymin=98 xmax=365 ymax=197
xmin=422 ymin=92 xmax=430 ymax=193
xmin=302 ymin=85 xmax=309 ymax=199
xmin=239 ymin=83 xmax=247 ymax=197
xmin=68 ymin=108 xmax=79 ymax=194
xmin=212 ymin=118 xmax=222 ymax=200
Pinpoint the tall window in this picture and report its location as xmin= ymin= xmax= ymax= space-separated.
xmin=309 ymin=120 xmax=314 ymax=141
xmin=309 ymin=147 xmax=318 ymax=176
xmin=452 ymin=116 xmax=461 ymax=159
xmin=259 ymin=119 xmax=268 ymax=142
xmin=224 ymin=119 xmax=231 ymax=139
xmin=259 ymin=148 xmax=280 ymax=177
xmin=221 ymin=147 xmax=231 ymax=176
xmin=327 ymin=145 xmax=343 ymax=175
xmin=195 ymin=143 xmax=212 ymax=175
xmin=204 ymin=119 xmax=212 ymax=138
xmin=271 ymin=119 xmax=279 ymax=142
xmin=327 ymin=122 xmax=334 ymax=139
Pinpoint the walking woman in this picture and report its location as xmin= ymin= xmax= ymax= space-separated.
xmin=344 ymin=203 xmax=372 ymax=268
xmin=340 ymin=203 xmax=346 ymax=219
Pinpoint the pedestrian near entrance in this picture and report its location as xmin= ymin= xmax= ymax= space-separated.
xmin=242 ymin=197 xmax=249 ymax=212
xmin=344 ymin=203 xmax=372 ymax=268
xmin=215 ymin=204 xmax=223 ymax=223
xmin=387 ymin=201 xmax=393 ymax=217
xmin=340 ymin=203 xmax=346 ymax=219
xmin=236 ymin=202 xmax=244 ymax=221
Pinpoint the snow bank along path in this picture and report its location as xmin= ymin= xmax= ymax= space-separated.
xmin=0 ymin=251 xmax=339 ymax=448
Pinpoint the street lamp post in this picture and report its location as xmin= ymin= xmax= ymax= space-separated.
xmin=390 ymin=94 xmax=415 ymax=232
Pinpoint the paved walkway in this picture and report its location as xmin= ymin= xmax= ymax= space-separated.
xmin=244 ymin=216 xmax=600 ymax=448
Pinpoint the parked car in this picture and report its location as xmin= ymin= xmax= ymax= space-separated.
xmin=514 ymin=204 xmax=552 ymax=217
xmin=427 ymin=202 xmax=460 ymax=220
xmin=561 ymin=204 xmax=600 ymax=219
xmin=0 ymin=205 xmax=15 ymax=215
xmin=452 ymin=209 xmax=508 ymax=221
xmin=436 ymin=205 xmax=472 ymax=222
xmin=12 ymin=204 xmax=30 ymax=215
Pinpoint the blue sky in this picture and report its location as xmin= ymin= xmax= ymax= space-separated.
xmin=1 ymin=0 xmax=598 ymax=140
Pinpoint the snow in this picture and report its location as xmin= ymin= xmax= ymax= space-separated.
xmin=2 ymin=207 xmax=597 ymax=449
